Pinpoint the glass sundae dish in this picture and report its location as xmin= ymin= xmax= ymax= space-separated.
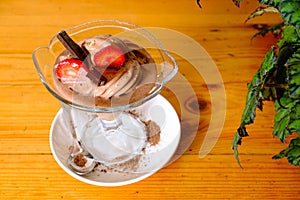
xmin=32 ymin=20 xmax=178 ymax=175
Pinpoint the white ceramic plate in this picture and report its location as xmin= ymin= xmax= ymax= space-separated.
xmin=50 ymin=95 xmax=181 ymax=186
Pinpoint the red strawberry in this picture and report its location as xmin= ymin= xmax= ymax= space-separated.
xmin=93 ymin=45 xmax=125 ymax=68
xmin=55 ymin=58 xmax=86 ymax=83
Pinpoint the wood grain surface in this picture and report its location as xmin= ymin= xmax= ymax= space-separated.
xmin=0 ymin=0 xmax=299 ymax=199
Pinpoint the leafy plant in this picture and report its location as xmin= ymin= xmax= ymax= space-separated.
xmin=197 ymin=0 xmax=300 ymax=166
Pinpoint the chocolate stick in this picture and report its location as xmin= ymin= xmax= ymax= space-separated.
xmin=57 ymin=31 xmax=87 ymax=61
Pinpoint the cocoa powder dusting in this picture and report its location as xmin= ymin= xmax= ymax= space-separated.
xmin=145 ymin=120 xmax=161 ymax=146
xmin=127 ymin=110 xmax=161 ymax=146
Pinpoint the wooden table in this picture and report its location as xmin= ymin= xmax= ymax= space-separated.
xmin=1 ymin=0 xmax=299 ymax=199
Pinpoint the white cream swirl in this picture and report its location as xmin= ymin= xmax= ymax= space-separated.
xmin=94 ymin=59 xmax=142 ymax=99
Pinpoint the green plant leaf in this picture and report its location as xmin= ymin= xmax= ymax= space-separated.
xmin=232 ymin=47 xmax=277 ymax=163
xmin=275 ymin=26 xmax=300 ymax=102
xmin=274 ymin=97 xmax=293 ymax=142
xmin=259 ymin=0 xmax=300 ymax=29
xmin=258 ymin=0 xmax=280 ymax=8
xmin=287 ymin=48 xmax=300 ymax=98
xmin=273 ymin=91 xmax=300 ymax=142
xmin=288 ymin=119 xmax=300 ymax=133
xmin=231 ymin=0 xmax=300 ymax=167
xmin=279 ymin=0 xmax=300 ymax=29
xmin=278 ymin=25 xmax=300 ymax=48
xmin=242 ymin=47 xmax=277 ymax=125
xmin=245 ymin=6 xmax=279 ymax=23
xmin=250 ymin=23 xmax=284 ymax=40
xmin=232 ymin=133 xmax=242 ymax=166
xmin=273 ymin=137 xmax=300 ymax=166
xmin=260 ymin=86 xmax=277 ymax=102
